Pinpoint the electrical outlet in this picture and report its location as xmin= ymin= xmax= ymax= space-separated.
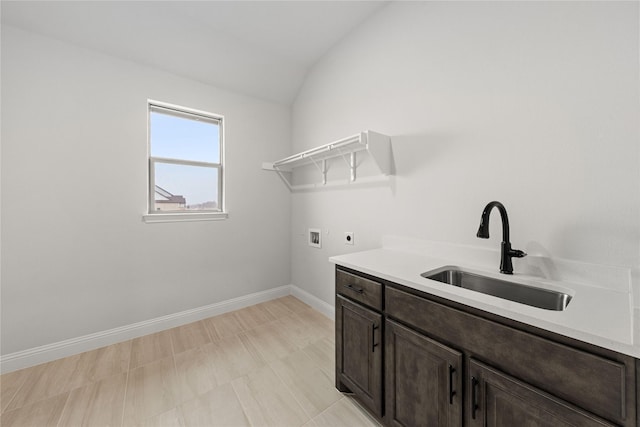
xmin=344 ymin=232 xmax=354 ymax=245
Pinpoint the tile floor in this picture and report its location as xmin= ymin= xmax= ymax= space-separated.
xmin=0 ymin=296 xmax=382 ymax=426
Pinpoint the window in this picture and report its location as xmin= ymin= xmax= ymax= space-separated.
xmin=145 ymin=101 xmax=226 ymax=222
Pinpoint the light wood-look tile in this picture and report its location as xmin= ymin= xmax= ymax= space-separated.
xmin=58 ymin=372 xmax=127 ymax=426
xmin=258 ymin=298 xmax=295 ymax=318
xmin=123 ymin=357 xmax=178 ymax=425
xmin=302 ymin=336 xmax=335 ymax=378
xmin=0 ymin=368 xmax=29 ymax=413
xmin=6 ymin=354 xmax=80 ymax=411
xmin=312 ymin=397 xmax=382 ymax=427
xmin=270 ymin=350 xmax=342 ymax=418
xmin=278 ymin=296 xmax=312 ymax=313
xmin=169 ymin=321 xmax=212 ymax=355
xmin=232 ymin=365 xmax=309 ymax=427
xmin=203 ymin=312 xmax=246 ymax=341
xmin=242 ymin=322 xmax=298 ymax=362
xmin=203 ymin=335 xmax=264 ymax=385
xmin=232 ymin=304 xmax=276 ymax=331
xmin=297 ymin=308 xmax=334 ymax=335
xmin=0 ymin=392 xmax=68 ymax=427
xmin=136 ymin=406 xmax=186 ymax=427
xmin=129 ymin=330 xmax=173 ymax=369
xmin=180 ymin=383 xmax=250 ymax=427
xmin=173 ymin=347 xmax=218 ymax=404
xmin=274 ymin=316 xmax=323 ymax=350
xmin=276 ymin=308 xmax=333 ymax=350
xmin=302 ymin=418 xmax=320 ymax=427
xmin=67 ymin=340 xmax=132 ymax=391
xmin=346 ymin=396 xmax=384 ymax=426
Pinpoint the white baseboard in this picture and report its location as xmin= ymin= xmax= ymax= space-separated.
xmin=289 ymin=284 xmax=335 ymax=319
xmin=1 ymin=285 xmax=293 ymax=374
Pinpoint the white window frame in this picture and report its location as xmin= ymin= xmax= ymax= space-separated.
xmin=143 ymin=100 xmax=227 ymax=223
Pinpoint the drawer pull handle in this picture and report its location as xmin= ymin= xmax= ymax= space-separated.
xmin=471 ymin=376 xmax=479 ymax=419
xmin=371 ymin=324 xmax=379 ymax=352
xmin=344 ymin=284 xmax=364 ymax=294
xmin=448 ymin=365 xmax=456 ymax=404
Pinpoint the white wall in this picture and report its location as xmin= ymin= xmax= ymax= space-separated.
xmin=1 ymin=26 xmax=292 ymax=355
xmin=291 ymin=1 xmax=640 ymax=305
xmin=2 ymin=1 xmax=639 ymax=356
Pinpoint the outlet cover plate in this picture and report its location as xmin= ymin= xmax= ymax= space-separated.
xmin=344 ymin=232 xmax=354 ymax=245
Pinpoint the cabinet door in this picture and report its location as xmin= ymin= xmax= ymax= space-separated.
xmin=336 ymin=295 xmax=383 ymax=416
xmin=385 ymin=319 xmax=462 ymax=427
xmin=468 ymin=359 xmax=616 ymax=427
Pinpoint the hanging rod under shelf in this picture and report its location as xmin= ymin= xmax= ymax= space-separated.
xmin=272 ymin=133 xmax=366 ymax=170
xmin=285 ymin=175 xmax=393 ymax=192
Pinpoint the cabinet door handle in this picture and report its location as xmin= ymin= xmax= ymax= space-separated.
xmin=448 ymin=365 xmax=456 ymax=404
xmin=344 ymin=284 xmax=364 ymax=294
xmin=371 ymin=324 xmax=379 ymax=352
xmin=471 ymin=376 xmax=479 ymax=420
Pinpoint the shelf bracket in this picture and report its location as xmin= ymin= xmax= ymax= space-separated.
xmin=309 ymin=157 xmax=328 ymax=185
xmin=273 ymin=166 xmax=293 ymax=191
xmin=335 ymin=147 xmax=357 ymax=182
xmin=350 ymin=152 xmax=356 ymax=182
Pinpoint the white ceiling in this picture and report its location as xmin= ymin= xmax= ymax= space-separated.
xmin=1 ymin=1 xmax=389 ymax=104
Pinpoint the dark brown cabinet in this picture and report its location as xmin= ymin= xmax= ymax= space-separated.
xmin=385 ymin=285 xmax=634 ymax=426
xmin=468 ymin=359 xmax=615 ymax=427
xmin=385 ymin=319 xmax=462 ymax=427
xmin=336 ymin=294 xmax=383 ymax=416
xmin=334 ymin=266 xmax=638 ymax=426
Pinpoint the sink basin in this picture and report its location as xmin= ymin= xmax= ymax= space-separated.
xmin=421 ymin=266 xmax=572 ymax=311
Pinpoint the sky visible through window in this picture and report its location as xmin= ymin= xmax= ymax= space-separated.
xmin=150 ymin=111 xmax=220 ymax=208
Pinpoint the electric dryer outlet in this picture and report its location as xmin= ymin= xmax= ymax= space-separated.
xmin=344 ymin=232 xmax=354 ymax=245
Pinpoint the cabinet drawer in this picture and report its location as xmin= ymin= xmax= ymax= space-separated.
xmin=336 ymin=269 xmax=383 ymax=310
xmin=386 ymin=286 xmax=632 ymax=425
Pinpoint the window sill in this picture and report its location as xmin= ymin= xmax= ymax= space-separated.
xmin=142 ymin=212 xmax=228 ymax=223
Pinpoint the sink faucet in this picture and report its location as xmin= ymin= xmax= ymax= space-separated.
xmin=476 ymin=201 xmax=527 ymax=274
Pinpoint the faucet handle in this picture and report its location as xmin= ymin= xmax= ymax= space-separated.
xmin=510 ymin=249 xmax=527 ymax=258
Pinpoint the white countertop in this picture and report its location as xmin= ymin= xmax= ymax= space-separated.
xmin=329 ymin=238 xmax=638 ymax=358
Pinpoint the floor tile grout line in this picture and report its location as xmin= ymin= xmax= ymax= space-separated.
xmin=267 ymin=351 xmax=320 ymax=423
xmin=309 ymin=395 xmax=346 ymax=424
xmin=176 ymin=404 xmax=188 ymax=426
xmin=263 ymin=299 xmax=295 ymax=320
xmin=120 ymin=369 xmax=129 ymax=427
xmin=235 ymin=363 xmax=311 ymax=427
xmin=54 ymin=389 xmax=72 ymax=427
xmin=56 ymin=378 xmax=81 ymax=426
xmin=4 ymin=361 xmax=57 ymax=413
xmin=119 ymin=333 xmax=134 ymax=427
xmin=345 ymin=395 xmax=385 ymax=427
xmin=228 ymin=375 xmax=253 ymax=427
xmin=206 ymin=297 xmax=299 ymax=342
xmin=200 ymin=316 xmax=216 ymax=344
xmin=167 ymin=329 xmax=183 ymax=423
xmin=203 ymin=315 xmax=224 ymax=344
xmin=1 ymin=370 xmax=28 ymax=415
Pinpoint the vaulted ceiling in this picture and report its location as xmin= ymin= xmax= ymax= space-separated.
xmin=2 ymin=1 xmax=389 ymax=104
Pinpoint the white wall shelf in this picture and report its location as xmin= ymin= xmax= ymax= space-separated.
xmin=263 ymin=130 xmax=391 ymax=191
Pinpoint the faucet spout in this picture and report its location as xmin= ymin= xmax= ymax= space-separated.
xmin=476 ymin=201 xmax=526 ymax=274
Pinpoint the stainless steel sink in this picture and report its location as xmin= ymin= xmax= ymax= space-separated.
xmin=421 ymin=266 xmax=572 ymax=311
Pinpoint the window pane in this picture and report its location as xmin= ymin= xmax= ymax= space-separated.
xmin=153 ymin=162 xmax=219 ymax=211
xmin=150 ymin=110 xmax=220 ymax=163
